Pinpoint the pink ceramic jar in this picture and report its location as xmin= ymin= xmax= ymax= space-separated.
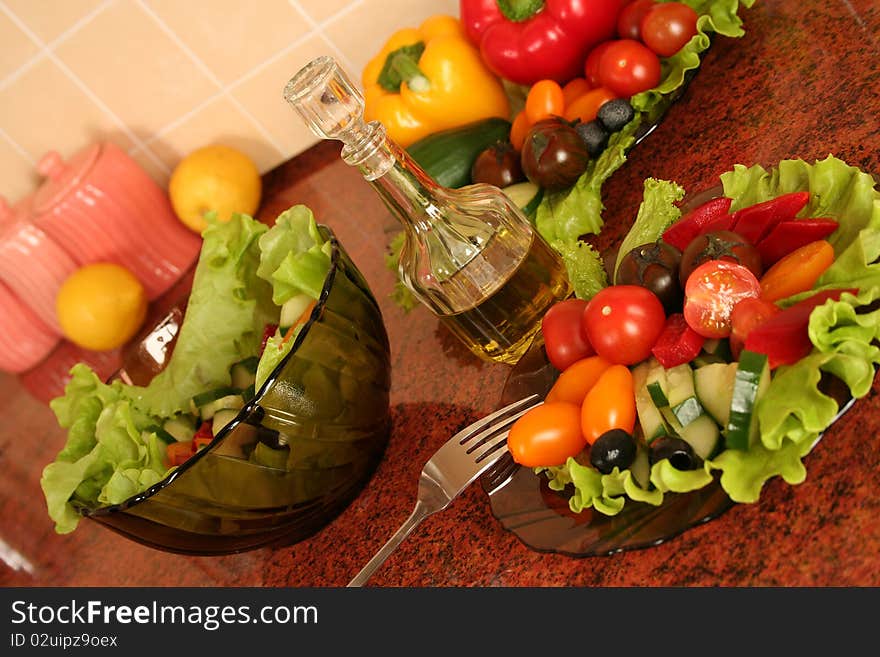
xmin=30 ymin=142 xmax=201 ymax=300
xmin=0 ymin=281 xmax=59 ymax=373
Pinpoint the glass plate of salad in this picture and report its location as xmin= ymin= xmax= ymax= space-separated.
xmin=484 ymin=155 xmax=880 ymax=557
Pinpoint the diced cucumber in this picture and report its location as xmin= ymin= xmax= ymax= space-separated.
xmin=725 ymin=350 xmax=771 ymax=451
xmin=678 ymin=414 xmax=720 ymax=460
xmin=645 ymin=358 xmax=670 ymax=408
xmin=191 ymin=387 xmax=237 ymax=410
xmin=501 ymin=181 xmax=543 ymax=216
xmin=630 ymin=442 xmax=651 ymax=490
xmin=702 ymin=338 xmax=732 ymax=360
xmin=163 ymin=416 xmax=196 ymax=442
xmin=231 ymin=357 xmax=259 ymax=390
xmin=632 ymin=361 xmax=670 ymax=444
xmin=200 ymin=393 xmax=244 ymax=420
xmin=211 ymin=408 xmax=239 ymax=437
xmin=665 ymin=363 xmax=705 ymax=427
xmin=144 ymin=425 xmax=177 ymax=445
xmin=694 ymin=362 xmax=738 ymax=426
xmin=280 ymin=293 xmax=314 ymax=328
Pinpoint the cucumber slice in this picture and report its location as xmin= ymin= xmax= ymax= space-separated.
xmin=630 ymin=441 xmax=651 ymax=490
xmin=645 ymin=358 xmax=670 ymax=408
xmin=200 ymin=393 xmax=244 ymax=420
xmin=502 ymin=181 xmax=541 ymax=211
xmin=280 ymin=293 xmax=313 ymax=328
xmin=191 ymin=387 xmax=238 ymax=410
xmin=694 ymin=362 xmax=738 ymax=426
xmin=725 ymin=350 xmax=771 ymax=451
xmin=678 ymin=414 xmax=720 ymax=460
xmin=231 ymin=358 xmax=258 ymax=390
xmin=211 ymin=408 xmax=239 ymax=437
xmin=632 ymin=361 xmax=670 ymax=444
xmin=702 ymin=338 xmax=732 ymax=360
xmin=163 ymin=416 xmax=196 ymax=442
xmin=144 ymin=425 xmax=177 ymax=445
xmin=665 ymin=363 xmax=705 ymax=427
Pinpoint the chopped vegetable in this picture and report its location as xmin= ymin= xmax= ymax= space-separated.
xmin=661 ymin=196 xmax=732 ymax=250
xmin=651 ymin=313 xmax=705 ymax=368
xmin=755 ymin=218 xmax=839 ymax=266
xmin=759 ymin=239 xmax=835 ymax=303
xmin=729 ymin=190 xmax=810 ymax=244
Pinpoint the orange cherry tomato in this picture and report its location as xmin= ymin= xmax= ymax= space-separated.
xmin=580 ymin=364 xmax=636 ymax=445
xmin=563 ymin=87 xmax=616 ymax=124
xmin=759 ymin=239 xmax=835 ymax=303
xmin=509 ymin=109 xmax=532 ymax=151
xmin=545 ymin=355 xmax=612 ymax=405
xmin=561 ymin=77 xmax=593 ymax=107
xmin=525 ymin=79 xmax=565 ymax=124
xmin=507 ymin=401 xmax=586 ymax=467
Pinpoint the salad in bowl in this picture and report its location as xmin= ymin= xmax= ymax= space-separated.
xmin=499 ymin=155 xmax=880 ymax=539
xmin=40 ymin=206 xmax=392 ymax=553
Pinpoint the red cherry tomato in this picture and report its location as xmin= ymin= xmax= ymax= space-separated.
xmin=597 ymin=39 xmax=662 ymax=98
xmin=640 ymin=1 xmax=699 ymax=57
xmin=541 ymin=298 xmax=595 ymax=371
xmin=683 ymin=260 xmax=761 ymax=339
xmin=581 ymin=285 xmax=666 ymax=365
xmin=617 ymin=0 xmax=657 ymax=40
xmin=729 ymin=297 xmax=781 ymax=359
xmin=580 ymin=364 xmax=637 ymax=445
xmin=507 ymin=402 xmax=586 ymax=467
xmin=584 ymin=41 xmax=614 ymax=87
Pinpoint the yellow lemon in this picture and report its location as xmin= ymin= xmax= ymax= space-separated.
xmin=168 ymin=144 xmax=262 ymax=234
xmin=56 ymin=263 xmax=148 ymax=351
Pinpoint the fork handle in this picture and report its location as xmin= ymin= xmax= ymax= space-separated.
xmin=347 ymin=500 xmax=433 ymax=587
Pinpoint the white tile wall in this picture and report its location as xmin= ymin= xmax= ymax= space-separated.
xmin=0 ymin=0 xmax=459 ymax=202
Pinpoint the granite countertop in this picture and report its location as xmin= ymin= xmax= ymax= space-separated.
xmin=2 ymin=0 xmax=879 ymax=587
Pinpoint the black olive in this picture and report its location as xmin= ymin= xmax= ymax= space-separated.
xmin=590 ymin=429 xmax=637 ymax=474
xmin=574 ymin=120 xmax=609 ymax=158
xmin=597 ymin=98 xmax=635 ymax=132
xmin=649 ymin=436 xmax=699 ymax=470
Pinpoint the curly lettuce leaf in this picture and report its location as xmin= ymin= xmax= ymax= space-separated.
xmin=129 ymin=213 xmax=275 ymax=418
xmin=553 ymin=239 xmax=607 ymax=300
xmin=613 ymin=178 xmax=685 ymax=282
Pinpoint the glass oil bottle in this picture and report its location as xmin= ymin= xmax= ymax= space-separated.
xmin=283 ymin=56 xmax=572 ymax=365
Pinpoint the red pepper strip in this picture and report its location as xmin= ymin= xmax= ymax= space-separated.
xmin=697 ymin=213 xmax=736 ymax=237
xmin=651 ymin=313 xmax=705 ymax=368
xmin=193 ymin=420 xmax=213 ymax=441
xmin=743 ymin=288 xmax=857 ymax=368
xmin=755 ymin=218 xmax=839 ymax=267
xmin=729 ymin=191 xmax=810 ymax=245
xmin=662 ymin=196 xmax=733 ymax=251
xmin=260 ymin=324 xmax=278 ymax=353
xmin=459 ymin=0 xmax=621 ymax=85
xmin=166 ymin=441 xmax=193 ymax=467
xmin=193 ymin=436 xmax=213 ymax=451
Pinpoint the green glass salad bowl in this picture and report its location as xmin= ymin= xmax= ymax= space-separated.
xmin=80 ymin=225 xmax=392 ymax=555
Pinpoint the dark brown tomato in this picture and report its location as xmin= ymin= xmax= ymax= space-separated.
xmin=615 ymin=241 xmax=683 ymax=315
xmin=520 ymin=118 xmax=590 ymax=191
xmin=470 ymin=141 xmax=525 ymax=188
xmin=679 ymin=230 xmax=763 ymax=288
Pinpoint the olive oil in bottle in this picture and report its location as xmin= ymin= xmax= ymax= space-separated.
xmin=284 ymin=56 xmax=572 ymax=364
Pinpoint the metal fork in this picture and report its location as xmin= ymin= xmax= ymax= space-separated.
xmin=346 ymin=394 xmax=540 ymax=587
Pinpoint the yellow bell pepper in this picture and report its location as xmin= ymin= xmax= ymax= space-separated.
xmin=362 ymin=15 xmax=510 ymax=148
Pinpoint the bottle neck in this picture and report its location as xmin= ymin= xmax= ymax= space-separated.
xmin=342 ymin=123 xmax=439 ymax=234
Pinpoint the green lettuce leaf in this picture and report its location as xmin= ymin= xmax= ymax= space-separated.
xmin=128 ymin=213 xmax=275 ymax=418
xmin=553 ymin=239 xmax=608 ymax=300
xmin=613 ymin=178 xmax=685 ymax=282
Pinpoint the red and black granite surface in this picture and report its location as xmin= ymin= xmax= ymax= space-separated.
xmin=2 ymin=0 xmax=879 ymax=587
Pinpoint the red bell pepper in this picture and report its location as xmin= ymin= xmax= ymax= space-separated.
xmin=166 ymin=441 xmax=193 ymax=467
xmin=743 ymin=288 xmax=857 ymax=368
xmin=661 ymin=196 xmax=732 ymax=251
xmin=697 ymin=212 xmax=736 ymax=237
xmin=651 ymin=313 xmax=705 ymax=368
xmin=755 ymin=218 xmax=839 ymax=266
xmin=729 ymin=191 xmax=810 ymax=245
xmin=459 ymin=0 xmax=622 ymax=85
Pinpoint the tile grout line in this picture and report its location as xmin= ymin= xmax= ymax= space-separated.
xmin=135 ymin=0 xmax=287 ymax=160
xmin=288 ymin=0 xmax=360 ymax=80
xmin=0 ymin=0 xmax=171 ymax=176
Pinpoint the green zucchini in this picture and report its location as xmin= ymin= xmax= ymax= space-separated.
xmin=406 ymin=117 xmax=511 ymax=188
